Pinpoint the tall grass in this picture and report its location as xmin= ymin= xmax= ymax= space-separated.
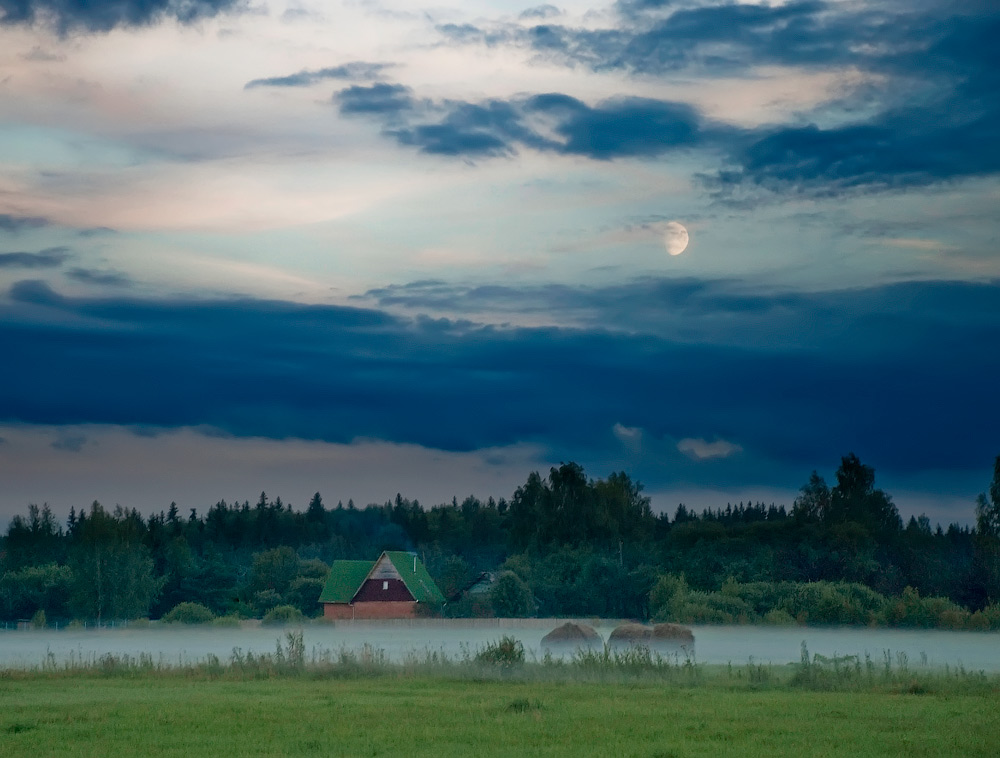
xmin=787 ymin=641 xmax=996 ymax=694
xmin=3 ymin=634 xmax=998 ymax=695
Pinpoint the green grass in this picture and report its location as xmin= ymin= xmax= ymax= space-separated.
xmin=1 ymin=673 xmax=998 ymax=757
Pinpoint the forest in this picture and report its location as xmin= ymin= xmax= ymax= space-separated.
xmin=2 ymin=453 xmax=999 ymax=629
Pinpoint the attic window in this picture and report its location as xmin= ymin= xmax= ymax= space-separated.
xmin=382 ymin=581 xmax=389 ymax=591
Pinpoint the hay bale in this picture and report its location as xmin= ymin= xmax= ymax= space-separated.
xmin=608 ymin=622 xmax=653 ymax=644
xmin=541 ymin=621 xmax=602 ymax=647
xmin=652 ymin=623 xmax=694 ymax=645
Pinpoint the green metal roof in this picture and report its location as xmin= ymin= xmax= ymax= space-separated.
xmin=318 ymin=552 xmax=445 ymax=605
xmin=318 ymin=560 xmax=373 ymax=603
xmin=384 ymin=551 xmax=446 ymax=604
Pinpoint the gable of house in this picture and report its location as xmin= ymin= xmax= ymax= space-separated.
xmin=353 ymin=553 xmax=415 ymax=602
xmin=318 ymin=552 xmax=445 ymax=606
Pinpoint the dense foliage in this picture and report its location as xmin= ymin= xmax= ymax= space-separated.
xmin=2 ymin=454 xmax=1000 ymax=627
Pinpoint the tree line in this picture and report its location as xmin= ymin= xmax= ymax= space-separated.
xmin=2 ymin=454 xmax=999 ymax=627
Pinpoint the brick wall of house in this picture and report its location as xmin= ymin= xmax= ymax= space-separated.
xmin=323 ymin=600 xmax=419 ymax=619
xmin=323 ymin=603 xmax=356 ymax=620
xmin=352 ymin=601 xmax=418 ymax=619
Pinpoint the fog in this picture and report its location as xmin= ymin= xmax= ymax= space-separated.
xmin=2 ymin=621 xmax=998 ymax=672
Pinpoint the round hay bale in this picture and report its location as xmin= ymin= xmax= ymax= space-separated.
xmin=541 ymin=621 xmax=602 ymax=647
xmin=608 ymin=622 xmax=653 ymax=644
xmin=652 ymin=623 xmax=694 ymax=645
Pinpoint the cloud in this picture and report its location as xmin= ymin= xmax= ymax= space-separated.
xmin=389 ymin=99 xmax=528 ymax=157
xmin=0 ymin=247 xmax=70 ymax=269
xmin=677 ymin=437 xmax=742 ymax=461
xmin=51 ymin=434 xmax=87 ymax=452
xmin=426 ymin=1 xmax=1000 ymax=195
xmin=21 ymin=46 xmax=65 ymax=62
xmin=362 ymin=276 xmax=806 ymax=330
xmin=708 ymin=88 xmax=1000 ymax=197
xmin=519 ymin=5 xmax=561 ymax=20
xmin=434 ymin=23 xmax=498 ymax=45
xmin=244 ymin=62 xmax=394 ymax=89
xmin=437 ymin=0 xmax=873 ymax=74
xmin=65 ymin=268 xmax=132 ymax=286
xmin=0 ymin=0 xmax=243 ymax=33
xmin=526 ymin=93 xmax=705 ymax=158
xmin=612 ymin=422 xmax=643 ymax=451
xmin=0 ymin=214 xmax=49 ymax=233
xmin=0 ymin=277 xmax=996 ymax=489
xmin=336 ymin=83 xmax=417 ymax=117
xmin=8 ymin=279 xmax=65 ymax=305
xmin=337 ymin=85 xmax=715 ymax=159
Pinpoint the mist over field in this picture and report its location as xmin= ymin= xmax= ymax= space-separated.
xmin=4 ymin=621 xmax=1000 ymax=673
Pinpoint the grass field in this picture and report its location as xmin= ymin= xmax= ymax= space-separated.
xmin=2 ymin=672 xmax=998 ymax=757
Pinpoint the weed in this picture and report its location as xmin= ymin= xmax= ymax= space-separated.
xmin=505 ymin=698 xmax=543 ymax=713
xmin=475 ymin=636 xmax=525 ymax=668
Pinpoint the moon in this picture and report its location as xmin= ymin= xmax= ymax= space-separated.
xmin=663 ymin=221 xmax=689 ymax=256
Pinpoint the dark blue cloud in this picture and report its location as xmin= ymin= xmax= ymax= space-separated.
xmin=435 ymin=23 xmax=488 ymax=44
xmin=244 ymin=62 xmax=393 ymax=89
xmin=0 ymin=214 xmax=49 ymax=233
xmin=1 ymin=278 xmax=997 ymax=487
xmin=608 ymin=0 xmax=867 ymax=72
xmin=709 ymin=7 xmax=1000 ymax=196
xmin=336 ymin=86 xmax=713 ymax=159
xmin=51 ymin=434 xmax=87 ymax=452
xmin=519 ymin=5 xmax=561 ymax=20
xmin=389 ymin=100 xmax=538 ymax=157
xmin=527 ymin=94 xmax=704 ymax=158
xmin=438 ymin=0 xmax=871 ymax=74
xmin=336 ymin=83 xmax=416 ymax=116
xmin=8 ymin=278 xmax=64 ymax=305
xmin=0 ymin=0 xmax=241 ymax=32
xmin=0 ymin=247 xmax=69 ymax=268
xmin=65 ymin=268 xmax=131 ymax=286
xmin=427 ymin=1 xmax=1000 ymax=195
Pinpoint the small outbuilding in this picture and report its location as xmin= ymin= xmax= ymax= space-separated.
xmin=320 ymin=551 xmax=445 ymax=620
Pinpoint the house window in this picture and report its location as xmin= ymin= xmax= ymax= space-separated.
xmin=383 ymin=581 xmax=389 ymax=591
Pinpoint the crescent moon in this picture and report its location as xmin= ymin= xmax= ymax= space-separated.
xmin=664 ymin=221 xmax=689 ymax=256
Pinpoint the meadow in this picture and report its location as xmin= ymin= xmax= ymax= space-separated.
xmin=2 ymin=636 xmax=998 ymax=757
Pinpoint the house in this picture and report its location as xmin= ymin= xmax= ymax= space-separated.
xmin=319 ymin=551 xmax=445 ymax=619
xmin=448 ymin=571 xmax=496 ymax=602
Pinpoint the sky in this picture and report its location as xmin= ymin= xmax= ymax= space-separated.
xmin=0 ymin=0 xmax=998 ymax=526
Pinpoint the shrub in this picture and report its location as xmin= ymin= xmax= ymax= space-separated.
xmin=649 ymin=574 xmax=688 ymax=621
xmin=414 ymin=599 xmax=444 ymax=618
xmin=297 ymin=558 xmax=330 ymax=580
xmin=489 ymin=572 xmax=533 ymax=618
xmin=475 ymin=635 xmax=525 ymax=668
xmin=762 ymin=609 xmax=796 ymax=626
xmin=162 ymin=602 xmax=215 ymax=624
xmin=252 ymin=589 xmax=283 ymax=616
xmin=776 ymin=582 xmax=886 ymax=625
xmin=262 ymin=605 xmax=305 ymax=625
xmin=969 ymin=603 xmax=1000 ymax=631
xmin=441 ymin=594 xmax=492 ymax=618
xmin=883 ymin=586 xmax=968 ymax=628
xmin=674 ymin=600 xmax=735 ymax=624
xmin=285 ymin=577 xmax=325 ymax=616
xmin=30 ymin=609 xmax=47 ymax=629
